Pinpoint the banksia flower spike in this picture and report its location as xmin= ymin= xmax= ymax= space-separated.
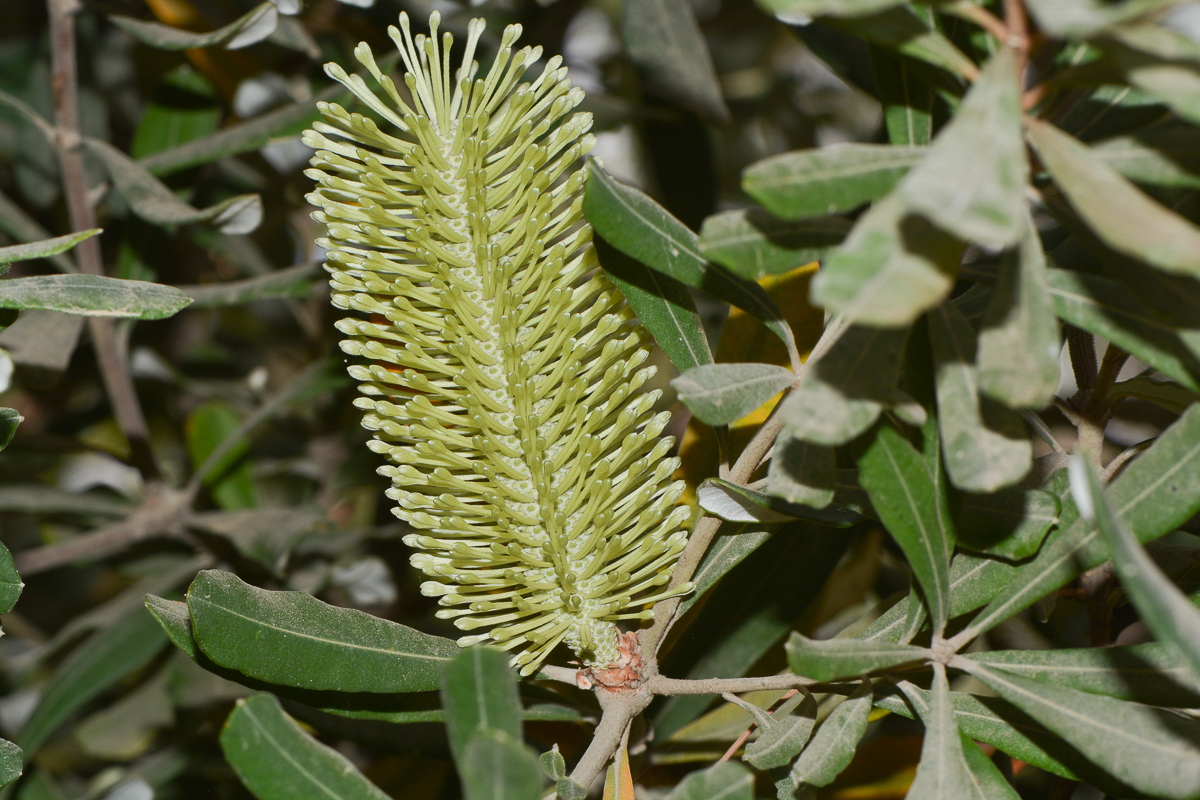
xmin=303 ymin=12 xmax=693 ymax=675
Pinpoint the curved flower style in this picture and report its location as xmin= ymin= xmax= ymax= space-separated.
xmin=304 ymin=12 xmax=692 ymax=674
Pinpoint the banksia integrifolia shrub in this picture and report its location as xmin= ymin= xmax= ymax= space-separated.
xmin=303 ymin=12 xmax=693 ymax=675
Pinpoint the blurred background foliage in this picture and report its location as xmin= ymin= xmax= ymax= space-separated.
xmin=0 ymin=1 xmax=1197 ymax=799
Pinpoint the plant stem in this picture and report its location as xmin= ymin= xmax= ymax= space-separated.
xmin=566 ymin=689 xmax=648 ymax=792
xmin=47 ymin=0 xmax=158 ymax=478
xmin=649 ymin=674 xmax=815 ymax=695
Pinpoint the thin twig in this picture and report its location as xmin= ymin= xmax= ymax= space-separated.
xmin=566 ymin=690 xmax=647 ymax=792
xmin=946 ymin=1 xmax=1010 ymax=43
xmin=650 ymin=674 xmax=815 ymax=696
xmin=47 ymin=0 xmax=158 ymax=478
xmin=1004 ymin=0 xmax=1031 ymax=81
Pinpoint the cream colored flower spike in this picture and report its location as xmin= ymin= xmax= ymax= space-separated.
xmin=303 ymin=12 xmax=692 ymax=675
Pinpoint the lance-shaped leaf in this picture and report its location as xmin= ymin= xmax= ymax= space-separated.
xmin=743 ymin=145 xmax=923 ymax=220
xmin=958 ymin=659 xmax=1200 ymax=800
xmin=187 ymin=570 xmax=460 ymax=693
xmin=858 ymin=425 xmax=954 ymax=631
xmin=83 ymin=138 xmax=262 ymax=234
xmin=0 ymin=275 xmax=192 ymax=320
xmin=929 ymin=301 xmax=1032 ymax=492
xmin=0 ymin=229 xmax=100 ymax=265
xmin=0 ymin=409 xmax=19 ymax=454
xmin=1090 ymin=123 xmax=1200 ymax=189
xmin=585 ymin=163 xmax=794 ymax=350
xmin=699 ymin=210 xmax=848 ymax=280
xmin=900 ymin=50 xmax=1027 ymax=248
xmin=768 ymin=436 xmax=836 ymax=508
xmin=676 ymin=526 xmax=773 ymax=618
xmin=622 ymin=0 xmax=729 ymax=125
xmin=967 ymin=643 xmax=1200 ymax=708
xmin=744 ymin=690 xmax=818 ymax=770
xmin=954 ymin=488 xmax=1059 ymax=562
xmin=108 ymin=3 xmax=278 ymax=51
xmin=459 ymin=730 xmax=544 ymax=800
xmin=220 ymin=693 xmax=391 ymax=800
xmin=0 ymin=542 xmax=20 ymax=617
xmin=1046 ymin=267 xmax=1200 ymax=390
xmin=596 ymin=238 xmax=713 ymax=373
xmin=1070 ymin=456 xmax=1200 ymax=679
xmin=441 ymin=648 xmax=523 ymax=765
xmin=786 ymin=631 xmax=928 ymax=682
xmin=673 ymin=363 xmax=795 ymax=426
xmin=777 ymin=681 xmax=871 ymax=796
xmin=1027 ymin=118 xmax=1200 ymax=277
xmin=0 ymin=740 xmax=19 ymax=790
xmin=961 ymin=734 xmax=1020 ymax=800
xmin=758 ymin=0 xmax=907 ymax=15
xmin=663 ymin=761 xmax=753 ymax=800
xmin=871 ymin=45 xmax=933 ymax=147
xmin=900 ymin=665 xmax=976 ymax=800
xmin=977 ymin=214 xmax=1060 ymax=408
xmin=701 ymin=475 xmax=865 ymax=529
xmin=959 ymin=404 xmax=1200 ymax=641
xmin=1023 ymin=0 xmax=1181 ymax=38
xmin=820 ymin=6 xmax=979 ymax=79
xmin=778 ymin=322 xmax=909 ymax=445
xmin=810 ymin=190 xmax=964 ymax=326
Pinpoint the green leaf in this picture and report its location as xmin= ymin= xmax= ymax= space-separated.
xmin=1046 ymin=267 xmax=1200 ymax=390
xmin=900 ymin=49 xmax=1028 ymax=248
xmin=0 ymin=540 xmax=22 ymax=616
xmin=0 ymin=740 xmax=19 ymax=790
xmin=700 ymin=479 xmax=863 ymax=527
xmin=144 ymin=595 xmax=198 ymax=660
xmin=958 ymin=659 xmax=1200 ymax=800
xmin=871 ymin=47 xmax=933 ymax=147
xmin=977 ymin=214 xmax=1061 ymax=408
xmin=459 ymin=731 xmax=544 ymax=800
xmin=539 ymin=746 xmax=566 ymax=781
xmin=1109 ymin=375 xmax=1200 ymax=413
xmin=676 ymin=526 xmax=773 ymax=619
xmin=0 ymin=408 xmax=19 ymax=453
xmin=821 ymin=6 xmax=979 ymax=80
xmin=743 ymin=145 xmax=923 ymax=220
xmin=186 ymin=402 xmax=258 ymax=510
xmin=858 ymin=425 xmax=954 ymax=631
xmin=767 ymin=436 xmax=835 ymax=508
xmin=1023 ymin=0 xmax=1181 ymax=38
xmin=1070 ymin=456 xmax=1200 ymax=678
xmin=778 ymin=322 xmax=909 ymax=445
xmin=875 ymin=684 xmax=1079 ymax=780
xmin=961 ymin=734 xmax=1020 ymax=800
xmin=0 ymin=275 xmax=192 ymax=320
xmin=698 ymin=210 xmax=848 ymax=280
xmin=108 ymin=3 xmax=278 ymax=51
xmin=181 ymin=262 xmax=320 ymax=307
xmin=441 ymin=648 xmax=522 ymax=766
xmin=954 ymin=489 xmax=1059 ymax=561
xmin=757 ymin=0 xmax=906 ymax=16
xmin=960 ymin=404 xmax=1200 ymax=641
xmin=810 ymin=191 xmax=964 ymax=326
xmin=967 ymin=643 xmax=1200 ymax=707
xmin=929 ymin=301 xmax=1032 ymax=492
xmin=220 ymin=693 xmax=390 ymax=800
xmin=621 ymin=0 xmax=729 ymax=125
xmin=595 ymin=238 xmax=713 ymax=373
xmin=0 ymin=229 xmax=100 ymax=266
xmin=663 ymin=761 xmax=753 ymax=800
xmin=1091 ymin=123 xmax=1200 ymax=188
xmin=17 ymin=607 xmax=167 ymax=756
xmin=777 ymin=681 xmax=871 ymax=794
xmin=744 ymin=690 xmax=817 ymax=770
xmin=673 ymin=363 xmax=795 ymax=426
xmin=130 ymin=66 xmax=221 ymax=159
xmin=585 ymin=164 xmax=794 ymax=349
xmin=82 ymin=138 xmax=262 ymax=234
xmin=900 ymin=665 xmax=975 ymax=800
xmin=1028 ymin=118 xmax=1200 ymax=277
xmin=787 ymin=632 xmax=927 ymax=682
xmin=187 ymin=570 xmax=460 ymax=693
